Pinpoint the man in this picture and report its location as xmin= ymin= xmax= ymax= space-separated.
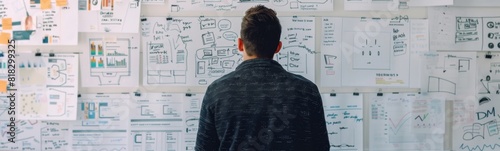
xmin=196 ymin=5 xmax=330 ymax=151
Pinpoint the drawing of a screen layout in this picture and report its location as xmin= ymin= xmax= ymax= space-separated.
xmin=455 ymin=17 xmax=500 ymax=50
xmin=89 ymin=38 xmax=131 ymax=85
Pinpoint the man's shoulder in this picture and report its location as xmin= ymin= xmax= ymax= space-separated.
xmin=287 ymin=73 xmax=317 ymax=87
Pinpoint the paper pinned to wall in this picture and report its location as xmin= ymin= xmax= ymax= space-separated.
xmin=407 ymin=0 xmax=452 ymax=6
xmin=453 ymin=94 xmax=500 ymax=151
xmin=421 ymin=51 xmax=477 ymax=98
xmin=80 ymin=33 xmax=140 ymax=87
xmin=75 ymin=93 xmax=130 ymax=151
xmin=17 ymin=53 xmax=79 ymax=120
xmin=477 ymin=52 xmax=500 ymax=95
xmin=344 ymin=0 xmax=399 ymax=11
xmin=170 ymin=0 xmax=333 ymax=12
xmin=369 ymin=93 xmax=445 ymax=151
xmin=0 ymin=0 xmax=78 ymax=45
xmin=320 ymin=17 xmax=343 ymax=87
xmin=429 ymin=6 xmax=500 ymax=51
xmin=79 ymin=0 xmax=142 ymax=33
xmin=184 ymin=93 xmax=204 ymax=150
xmin=321 ymin=93 xmax=363 ymax=150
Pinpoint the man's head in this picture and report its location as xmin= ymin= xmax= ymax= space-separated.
xmin=238 ymin=5 xmax=282 ymax=60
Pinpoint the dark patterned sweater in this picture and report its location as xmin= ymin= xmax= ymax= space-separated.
xmin=195 ymin=58 xmax=330 ymax=151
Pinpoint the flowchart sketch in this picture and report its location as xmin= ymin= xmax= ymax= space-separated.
xmin=80 ymin=33 xmax=140 ymax=87
xmin=340 ymin=17 xmax=413 ymax=87
xmin=321 ymin=93 xmax=363 ymax=150
xmin=320 ymin=17 xmax=343 ymax=87
xmin=130 ymin=93 xmax=184 ymax=151
xmin=17 ymin=53 xmax=79 ymax=120
xmin=344 ymin=0 xmax=398 ymax=11
xmin=141 ymin=17 xmax=188 ymax=86
xmin=453 ymin=94 xmax=500 ymax=151
xmin=476 ymin=52 xmax=500 ymax=95
xmin=421 ymin=52 xmax=476 ymax=97
xmin=184 ymin=93 xmax=203 ymax=151
xmin=74 ymin=93 xmax=130 ymax=151
xmin=369 ymin=93 xmax=445 ymax=151
xmin=274 ymin=17 xmax=315 ymax=82
xmin=0 ymin=0 xmax=78 ymax=45
xmin=429 ymin=6 xmax=500 ymax=51
xmin=0 ymin=120 xmax=41 ymax=150
xmin=78 ymin=0 xmax=141 ymax=33
xmin=169 ymin=0 xmax=333 ymax=12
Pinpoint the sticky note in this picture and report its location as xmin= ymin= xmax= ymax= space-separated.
xmin=0 ymin=32 xmax=11 ymax=45
xmin=2 ymin=18 xmax=12 ymax=30
xmin=0 ymin=80 xmax=7 ymax=93
xmin=41 ymin=0 xmax=52 ymax=10
xmin=56 ymin=0 xmax=68 ymax=6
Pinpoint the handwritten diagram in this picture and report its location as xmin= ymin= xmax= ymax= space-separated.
xmin=184 ymin=93 xmax=204 ymax=151
xmin=0 ymin=0 xmax=78 ymax=45
xmin=477 ymin=52 xmax=500 ymax=96
xmin=79 ymin=0 xmax=142 ymax=33
xmin=80 ymin=33 xmax=140 ymax=87
xmin=453 ymin=94 xmax=500 ymax=151
xmin=421 ymin=52 xmax=476 ymax=97
xmin=17 ymin=53 xmax=78 ymax=120
xmin=322 ymin=93 xmax=363 ymax=150
xmin=429 ymin=6 xmax=500 ymax=51
xmin=169 ymin=0 xmax=333 ymax=12
xmin=369 ymin=93 xmax=445 ymax=151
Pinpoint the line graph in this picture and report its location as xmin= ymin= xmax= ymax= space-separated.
xmin=460 ymin=143 xmax=500 ymax=151
xmin=388 ymin=112 xmax=412 ymax=135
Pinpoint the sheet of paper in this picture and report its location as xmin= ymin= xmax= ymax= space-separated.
xmin=0 ymin=120 xmax=41 ymax=150
xmin=142 ymin=16 xmax=315 ymax=86
xmin=339 ymin=17 xmax=415 ymax=87
xmin=322 ymin=93 xmax=363 ymax=150
xmin=79 ymin=0 xmax=141 ymax=33
xmin=80 ymin=33 xmax=140 ymax=87
xmin=429 ymin=6 xmax=500 ymax=51
xmin=477 ymin=52 xmax=500 ymax=95
xmin=74 ymin=93 xmax=130 ymax=151
xmin=0 ymin=0 xmax=78 ymax=45
xmin=454 ymin=0 xmax=500 ymax=6
xmin=17 ymin=53 xmax=79 ymax=120
xmin=421 ymin=52 xmax=476 ymax=98
xmin=407 ymin=0 xmax=452 ymax=6
xmin=344 ymin=0 xmax=398 ymax=11
xmin=170 ymin=0 xmax=333 ymax=12
xmin=453 ymin=94 xmax=500 ymax=151
xmin=130 ymin=93 xmax=184 ymax=150
xmin=184 ymin=93 xmax=204 ymax=151
xmin=369 ymin=93 xmax=445 ymax=150
xmin=320 ymin=17 xmax=343 ymax=87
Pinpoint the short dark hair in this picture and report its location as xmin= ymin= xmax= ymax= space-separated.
xmin=241 ymin=5 xmax=282 ymax=59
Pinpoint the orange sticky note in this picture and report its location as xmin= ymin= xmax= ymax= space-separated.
xmin=56 ymin=0 xmax=68 ymax=6
xmin=0 ymin=32 xmax=11 ymax=45
xmin=41 ymin=0 xmax=52 ymax=10
xmin=0 ymin=80 xmax=6 ymax=93
xmin=2 ymin=18 xmax=12 ymax=30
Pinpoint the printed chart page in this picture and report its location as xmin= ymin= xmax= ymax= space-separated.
xmin=0 ymin=0 xmax=78 ymax=45
xmin=78 ymin=0 xmax=141 ymax=33
xmin=322 ymin=93 xmax=363 ymax=151
xmin=369 ymin=93 xmax=445 ymax=151
xmin=80 ymin=33 xmax=140 ymax=87
xmin=17 ymin=53 xmax=79 ymax=120
xmin=74 ymin=93 xmax=130 ymax=151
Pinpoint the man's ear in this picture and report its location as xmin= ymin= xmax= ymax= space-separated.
xmin=238 ymin=38 xmax=244 ymax=52
xmin=275 ymin=41 xmax=282 ymax=54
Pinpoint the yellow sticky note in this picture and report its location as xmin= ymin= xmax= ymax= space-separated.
xmin=0 ymin=32 xmax=11 ymax=45
xmin=2 ymin=18 xmax=12 ymax=30
xmin=0 ymin=80 xmax=7 ymax=93
xmin=56 ymin=0 xmax=68 ymax=6
xmin=41 ymin=0 xmax=52 ymax=10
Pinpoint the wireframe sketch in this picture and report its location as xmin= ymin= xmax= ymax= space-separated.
xmin=170 ymin=0 xmax=333 ymax=12
xmin=89 ymin=38 xmax=132 ymax=86
xmin=428 ymin=76 xmax=456 ymax=94
xmin=351 ymin=34 xmax=391 ymax=70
